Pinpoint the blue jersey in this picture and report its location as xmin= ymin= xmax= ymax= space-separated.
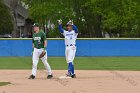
xmin=58 ymin=25 xmax=78 ymax=45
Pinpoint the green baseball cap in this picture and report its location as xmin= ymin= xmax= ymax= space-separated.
xmin=33 ymin=23 xmax=40 ymax=27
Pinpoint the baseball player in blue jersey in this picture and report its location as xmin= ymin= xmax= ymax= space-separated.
xmin=58 ymin=19 xmax=78 ymax=78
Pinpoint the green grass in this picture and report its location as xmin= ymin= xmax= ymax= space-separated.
xmin=0 ymin=82 xmax=11 ymax=86
xmin=0 ymin=57 xmax=140 ymax=70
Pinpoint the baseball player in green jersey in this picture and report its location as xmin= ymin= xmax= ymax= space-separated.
xmin=29 ymin=23 xmax=53 ymax=79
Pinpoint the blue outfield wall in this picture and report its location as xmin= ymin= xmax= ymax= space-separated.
xmin=0 ymin=38 xmax=140 ymax=57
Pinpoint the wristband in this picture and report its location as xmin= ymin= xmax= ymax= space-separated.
xmin=32 ymin=48 xmax=34 ymax=52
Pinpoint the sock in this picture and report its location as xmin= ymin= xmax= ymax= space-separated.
xmin=71 ymin=64 xmax=74 ymax=75
xmin=68 ymin=62 xmax=74 ymax=75
xmin=68 ymin=63 xmax=72 ymax=75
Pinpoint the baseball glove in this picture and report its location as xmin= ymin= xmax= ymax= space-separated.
xmin=39 ymin=51 xmax=46 ymax=58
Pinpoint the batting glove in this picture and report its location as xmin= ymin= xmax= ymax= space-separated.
xmin=57 ymin=19 xmax=62 ymax=25
xmin=68 ymin=20 xmax=74 ymax=25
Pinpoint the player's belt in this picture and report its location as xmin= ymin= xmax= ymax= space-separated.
xmin=35 ymin=47 xmax=43 ymax=49
xmin=66 ymin=44 xmax=75 ymax=47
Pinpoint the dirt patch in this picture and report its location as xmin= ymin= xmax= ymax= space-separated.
xmin=0 ymin=70 xmax=140 ymax=93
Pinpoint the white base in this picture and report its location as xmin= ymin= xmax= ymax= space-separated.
xmin=59 ymin=75 xmax=72 ymax=79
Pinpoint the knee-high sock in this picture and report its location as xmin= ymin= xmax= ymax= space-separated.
xmin=71 ymin=63 xmax=74 ymax=74
xmin=68 ymin=62 xmax=74 ymax=75
xmin=68 ymin=63 xmax=71 ymax=74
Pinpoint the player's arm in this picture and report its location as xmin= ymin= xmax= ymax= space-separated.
xmin=68 ymin=20 xmax=78 ymax=33
xmin=38 ymin=33 xmax=47 ymax=58
xmin=32 ymin=43 xmax=34 ymax=48
xmin=44 ymin=40 xmax=47 ymax=50
xmin=72 ymin=25 xmax=78 ymax=33
xmin=58 ymin=24 xmax=64 ymax=33
xmin=32 ymin=38 xmax=35 ymax=52
xmin=57 ymin=19 xmax=64 ymax=33
xmin=43 ymin=33 xmax=47 ymax=51
xmin=39 ymin=34 xmax=47 ymax=58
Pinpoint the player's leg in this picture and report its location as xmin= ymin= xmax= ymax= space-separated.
xmin=65 ymin=47 xmax=69 ymax=62
xmin=40 ymin=50 xmax=53 ymax=79
xmin=40 ymin=54 xmax=52 ymax=75
xmin=29 ymin=48 xmax=39 ymax=79
xmin=65 ymin=47 xmax=71 ymax=75
xmin=67 ymin=46 xmax=76 ymax=77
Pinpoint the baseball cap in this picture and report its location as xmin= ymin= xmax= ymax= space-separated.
xmin=32 ymin=23 xmax=40 ymax=27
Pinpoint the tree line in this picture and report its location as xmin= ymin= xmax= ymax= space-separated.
xmin=0 ymin=0 xmax=13 ymax=35
xmin=1 ymin=0 xmax=140 ymax=38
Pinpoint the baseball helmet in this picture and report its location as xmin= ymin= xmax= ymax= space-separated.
xmin=66 ymin=22 xmax=73 ymax=26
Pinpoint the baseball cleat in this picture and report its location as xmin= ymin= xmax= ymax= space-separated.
xmin=47 ymin=75 xmax=53 ymax=79
xmin=66 ymin=74 xmax=71 ymax=77
xmin=66 ymin=72 xmax=72 ymax=77
xmin=28 ymin=74 xmax=35 ymax=79
xmin=71 ymin=74 xmax=76 ymax=78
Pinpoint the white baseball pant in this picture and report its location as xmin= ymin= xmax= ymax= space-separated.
xmin=65 ymin=45 xmax=76 ymax=63
xmin=32 ymin=48 xmax=52 ymax=76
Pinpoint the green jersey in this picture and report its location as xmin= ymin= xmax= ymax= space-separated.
xmin=32 ymin=31 xmax=46 ymax=49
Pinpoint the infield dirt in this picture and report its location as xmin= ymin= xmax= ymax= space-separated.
xmin=0 ymin=70 xmax=140 ymax=93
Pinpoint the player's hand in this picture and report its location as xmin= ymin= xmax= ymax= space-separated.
xmin=57 ymin=19 xmax=62 ymax=25
xmin=31 ymin=51 xmax=33 ymax=56
xmin=68 ymin=20 xmax=73 ymax=25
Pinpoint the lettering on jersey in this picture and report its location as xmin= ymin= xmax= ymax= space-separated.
xmin=34 ymin=37 xmax=41 ymax=40
xmin=66 ymin=34 xmax=73 ymax=36
xmin=34 ymin=37 xmax=41 ymax=44
xmin=65 ymin=34 xmax=74 ymax=40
